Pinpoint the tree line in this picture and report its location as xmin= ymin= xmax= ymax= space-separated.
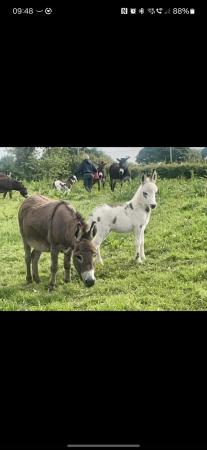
xmin=0 ymin=147 xmax=112 ymax=180
xmin=136 ymin=147 xmax=207 ymax=164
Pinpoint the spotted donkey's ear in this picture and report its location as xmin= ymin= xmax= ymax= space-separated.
xmin=151 ymin=169 xmax=157 ymax=183
xmin=141 ymin=173 xmax=147 ymax=184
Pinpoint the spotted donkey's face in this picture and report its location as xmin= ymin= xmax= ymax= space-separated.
xmin=141 ymin=170 xmax=158 ymax=210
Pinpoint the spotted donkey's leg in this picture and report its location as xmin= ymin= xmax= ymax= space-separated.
xmin=94 ymin=223 xmax=111 ymax=265
xmin=134 ymin=226 xmax=143 ymax=264
xmin=140 ymin=225 xmax=146 ymax=261
xmin=96 ymin=245 xmax=104 ymax=265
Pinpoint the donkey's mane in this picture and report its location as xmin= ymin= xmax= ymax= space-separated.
xmin=12 ymin=178 xmax=24 ymax=187
xmin=76 ymin=210 xmax=86 ymax=225
xmin=48 ymin=201 xmax=86 ymax=245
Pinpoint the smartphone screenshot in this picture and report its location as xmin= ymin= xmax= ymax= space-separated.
xmin=0 ymin=4 xmax=206 ymax=450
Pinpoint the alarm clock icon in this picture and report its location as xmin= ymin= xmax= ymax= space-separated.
xmin=45 ymin=7 xmax=52 ymax=14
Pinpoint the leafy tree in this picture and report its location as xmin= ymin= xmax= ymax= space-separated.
xmin=0 ymin=154 xmax=16 ymax=174
xmin=0 ymin=147 xmax=112 ymax=180
xmin=187 ymin=149 xmax=202 ymax=162
xmin=8 ymin=147 xmax=39 ymax=179
xmin=136 ymin=147 xmax=191 ymax=164
xmin=201 ymin=148 xmax=207 ymax=159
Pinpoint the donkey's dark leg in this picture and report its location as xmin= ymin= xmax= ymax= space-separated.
xmin=9 ymin=191 xmax=12 ymax=199
xmin=23 ymin=242 xmax=32 ymax=283
xmin=31 ymin=249 xmax=42 ymax=283
xmin=3 ymin=192 xmax=7 ymax=199
xmin=64 ymin=249 xmax=72 ymax=283
xmin=49 ymin=245 xmax=59 ymax=291
xmin=112 ymin=181 xmax=116 ymax=192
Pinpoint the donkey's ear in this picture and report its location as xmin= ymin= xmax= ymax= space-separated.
xmin=151 ymin=169 xmax=157 ymax=183
xmin=116 ymin=158 xmax=120 ymax=162
xmin=88 ymin=221 xmax=97 ymax=240
xmin=75 ymin=223 xmax=82 ymax=241
xmin=141 ymin=173 xmax=147 ymax=184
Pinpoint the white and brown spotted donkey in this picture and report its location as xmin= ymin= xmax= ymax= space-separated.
xmin=88 ymin=170 xmax=158 ymax=265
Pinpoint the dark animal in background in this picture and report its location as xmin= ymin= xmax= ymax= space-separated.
xmin=0 ymin=173 xmax=28 ymax=199
xmin=109 ymin=157 xmax=131 ymax=192
xmin=92 ymin=162 xmax=107 ymax=191
xmin=18 ymin=195 xmax=98 ymax=291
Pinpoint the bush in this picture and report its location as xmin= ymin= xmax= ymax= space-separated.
xmin=130 ymin=163 xmax=207 ymax=180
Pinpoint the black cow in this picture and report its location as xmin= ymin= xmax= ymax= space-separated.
xmin=0 ymin=174 xmax=28 ymax=198
xmin=109 ymin=157 xmax=131 ymax=191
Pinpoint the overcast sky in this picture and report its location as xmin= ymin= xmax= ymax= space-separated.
xmin=0 ymin=147 xmax=205 ymax=164
xmin=97 ymin=147 xmax=143 ymax=163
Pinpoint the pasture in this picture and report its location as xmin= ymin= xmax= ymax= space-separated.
xmin=0 ymin=177 xmax=207 ymax=310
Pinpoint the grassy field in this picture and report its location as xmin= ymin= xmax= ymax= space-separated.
xmin=1 ymin=176 xmax=207 ymax=311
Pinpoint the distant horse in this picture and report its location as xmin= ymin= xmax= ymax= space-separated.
xmin=92 ymin=162 xmax=107 ymax=191
xmin=88 ymin=170 xmax=158 ymax=265
xmin=0 ymin=174 xmax=28 ymax=198
xmin=109 ymin=157 xmax=131 ymax=191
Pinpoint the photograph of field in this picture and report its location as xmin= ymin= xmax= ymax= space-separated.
xmin=1 ymin=146 xmax=207 ymax=311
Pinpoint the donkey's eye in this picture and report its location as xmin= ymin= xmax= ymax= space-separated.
xmin=143 ymin=192 xmax=148 ymax=198
xmin=76 ymin=255 xmax=83 ymax=263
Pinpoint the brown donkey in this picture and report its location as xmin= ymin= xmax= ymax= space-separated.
xmin=18 ymin=195 xmax=97 ymax=290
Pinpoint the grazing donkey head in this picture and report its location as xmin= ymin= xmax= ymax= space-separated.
xmin=140 ymin=170 xmax=158 ymax=210
xmin=73 ymin=221 xmax=98 ymax=287
xmin=12 ymin=179 xmax=28 ymax=198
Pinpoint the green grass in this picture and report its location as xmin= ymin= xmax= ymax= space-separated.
xmin=1 ymin=177 xmax=207 ymax=310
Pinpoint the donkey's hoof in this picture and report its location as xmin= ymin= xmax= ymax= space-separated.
xmin=48 ymin=285 xmax=55 ymax=292
xmin=135 ymin=257 xmax=143 ymax=264
xmin=33 ymin=277 xmax=41 ymax=284
xmin=64 ymin=278 xmax=71 ymax=283
xmin=26 ymin=277 xmax=33 ymax=284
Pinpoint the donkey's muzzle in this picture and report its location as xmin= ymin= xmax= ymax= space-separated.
xmin=85 ymin=278 xmax=96 ymax=288
xmin=150 ymin=204 xmax=156 ymax=209
xmin=81 ymin=270 xmax=96 ymax=288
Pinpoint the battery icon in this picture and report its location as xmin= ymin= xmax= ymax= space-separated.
xmin=190 ymin=8 xmax=195 ymax=14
